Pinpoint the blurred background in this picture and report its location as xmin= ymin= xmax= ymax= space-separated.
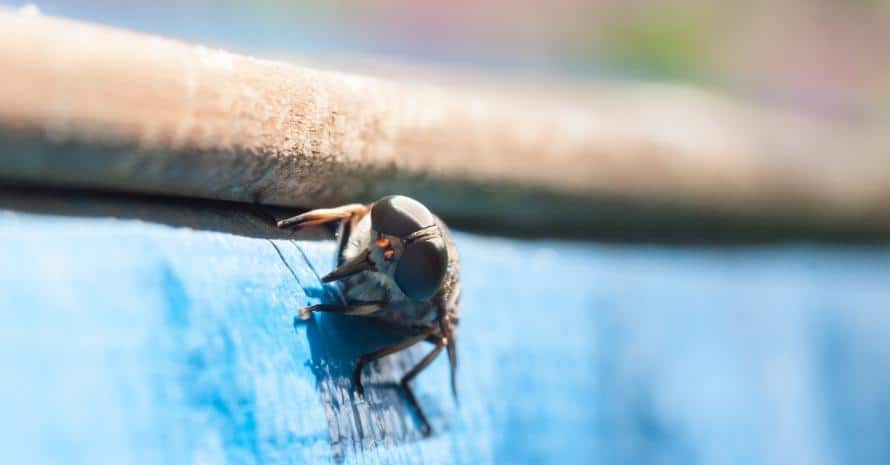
xmin=18 ymin=0 xmax=890 ymax=118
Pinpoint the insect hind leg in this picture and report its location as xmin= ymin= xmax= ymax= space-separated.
xmin=352 ymin=328 xmax=435 ymax=396
xmin=400 ymin=343 xmax=444 ymax=437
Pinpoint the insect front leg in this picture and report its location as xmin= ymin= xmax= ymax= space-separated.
xmin=297 ymin=302 xmax=382 ymax=320
xmin=276 ymin=203 xmax=368 ymax=230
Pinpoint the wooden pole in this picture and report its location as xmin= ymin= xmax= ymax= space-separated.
xmin=0 ymin=10 xmax=887 ymax=239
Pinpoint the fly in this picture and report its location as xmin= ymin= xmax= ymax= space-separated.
xmin=277 ymin=195 xmax=460 ymax=436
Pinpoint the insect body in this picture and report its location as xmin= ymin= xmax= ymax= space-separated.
xmin=277 ymin=195 xmax=460 ymax=436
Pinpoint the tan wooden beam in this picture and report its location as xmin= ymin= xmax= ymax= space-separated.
xmin=1 ymin=9 xmax=888 ymax=239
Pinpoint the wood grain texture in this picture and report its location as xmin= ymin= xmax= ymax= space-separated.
xmin=2 ymin=189 xmax=890 ymax=464
xmin=1 ymin=9 xmax=889 ymax=238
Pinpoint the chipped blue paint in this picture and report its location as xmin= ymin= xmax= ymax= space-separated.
xmin=1 ymin=203 xmax=889 ymax=465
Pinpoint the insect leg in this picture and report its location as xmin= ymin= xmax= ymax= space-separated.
xmin=434 ymin=292 xmax=460 ymax=401
xmin=361 ymin=319 xmax=436 ymax=340
xmin=321 ymin=250 xmax=375 ymax=282
xmin=298 ymin=303 xmax=382 ymax=320
xmin=440 ymin=318 xmax=458 ymax=401
xmin=353 ymin=327 xmax=436 ymax=396
xmin=276 ymin=204 xmax=368 ymax=230
xmin=446 ymin=339 xmax=458 ymax=401
xmin=401 ymin=343 xmax=444 ymax=437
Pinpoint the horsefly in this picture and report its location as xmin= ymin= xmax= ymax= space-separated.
xmin=277 ymin=195 xmax=460 ymax=436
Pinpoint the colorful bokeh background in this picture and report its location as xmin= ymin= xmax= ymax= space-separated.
xmin=15 ymin=0 xmax=890 ymax=118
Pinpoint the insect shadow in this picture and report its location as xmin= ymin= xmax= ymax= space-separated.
xmin=295 ymin=309 xmax=440 ymax=459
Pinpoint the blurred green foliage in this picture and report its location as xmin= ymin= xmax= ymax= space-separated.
xmin=601 ymin=9 xmax=713 ymax=79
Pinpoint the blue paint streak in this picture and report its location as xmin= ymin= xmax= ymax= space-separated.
xmin=1 ymin=208 xmax=889 ymax=465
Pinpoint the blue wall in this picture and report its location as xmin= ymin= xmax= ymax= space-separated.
xmin=1 ymin=193 xmax=889 ymax=465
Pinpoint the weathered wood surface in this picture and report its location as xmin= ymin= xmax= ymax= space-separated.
xmin=2 ymin=188 xmax=889 ymax=465
xmin=1 ymin=10 xmax=889 ymax=239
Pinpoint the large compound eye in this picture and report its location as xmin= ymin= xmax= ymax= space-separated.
xmin=371 ymin=195 xmax=436 ymax=238
xmin=394 ymin=237 xmax=448 ymax=300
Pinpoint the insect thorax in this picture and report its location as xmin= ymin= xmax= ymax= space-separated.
xmin=338 ymin=213 xmax=438 ymax=325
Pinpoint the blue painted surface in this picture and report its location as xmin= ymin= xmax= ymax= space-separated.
xmin=1 ymin=201 xmax=890 ymax=465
